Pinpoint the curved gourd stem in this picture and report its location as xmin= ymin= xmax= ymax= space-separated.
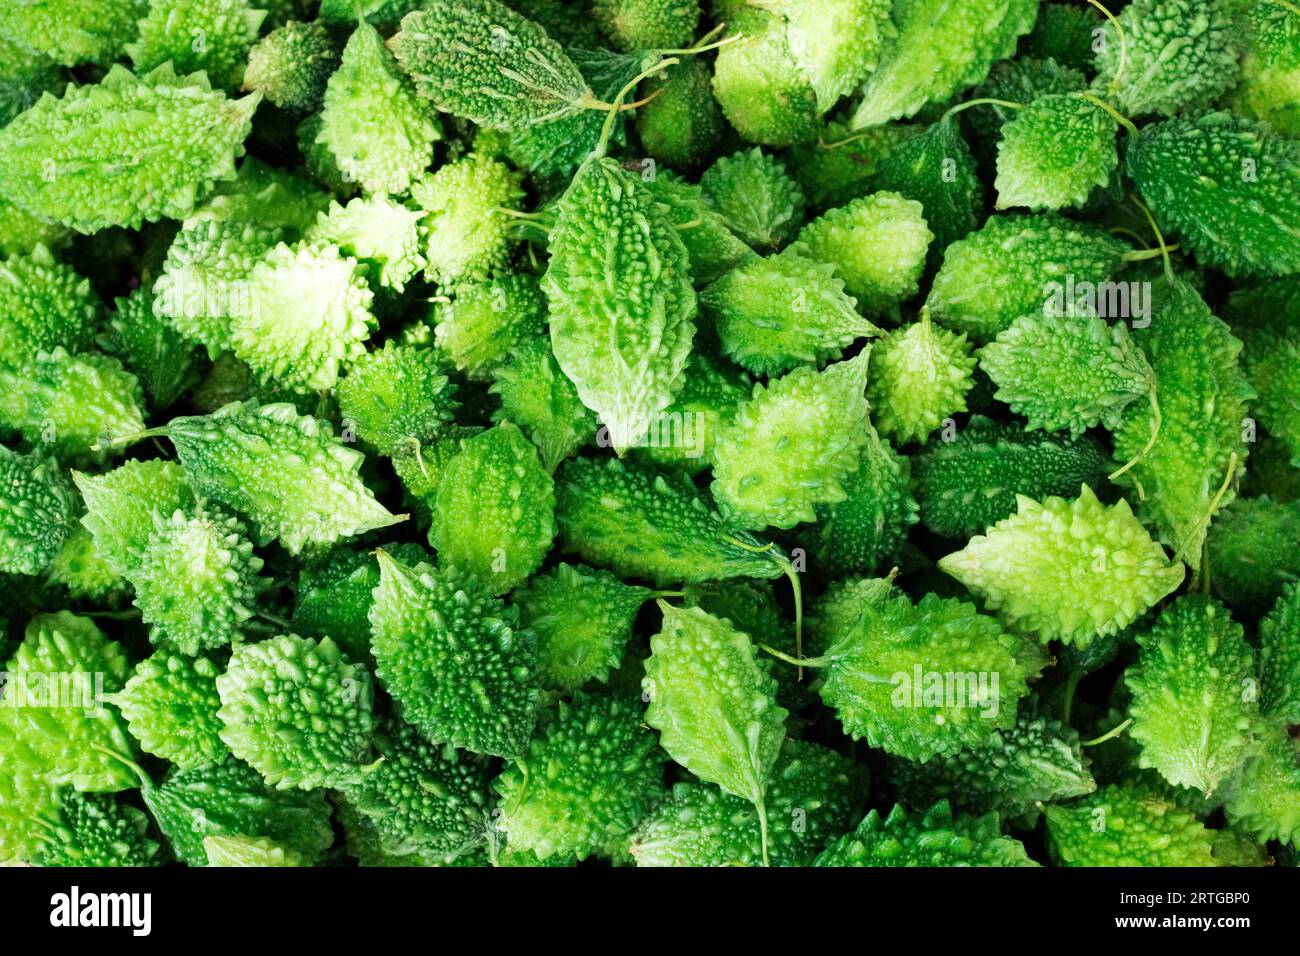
xmin=758 ymin=643 xmax=830 ymax=670
xmin=1075 ymin=91 xmax=1137 ymax=136
xmin=1129 ymin=193 xmax=1175 ymax=283
xmin=941 ymin=97 xmax=1025 ymax=122
xmin=1080 ymin=717 xmax=1132 ymax=747
xmin=656 ymin=23 xmax=739 ymax=56
xmin=756 ymin=798 xmax=771 ymax=868
xmin=1173 ymin=452 xmax=1239 ymax=570
xmin=1062 ymin=669 xmax=1083 ymax=727
xmin=722 ymin=535 xmax=804 ymax=679
xmin=1108 ymin=388 xmax=1162 ymax=483
xmin=91 ymin=743 xmax=153 ymax=791
xmin=1087 ymin=0 xmax=1128 ymax=99
xmin=593 ymin=56 xmax=680 ymax=158
xmin=89 ymin=425 xmax=170 ymax=453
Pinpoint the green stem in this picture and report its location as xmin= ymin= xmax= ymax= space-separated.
xmin=84 ymin=609 xmax=142 ymax=620
xmin=1121 ymin=244 xmax=1180 ymax=262
xmin=90 ymin=425 xmax=170 ymax=453
xmin=1087 ymin=0 xmax=1127 ymax=99
xmin=758 ymin=644 xmax=829 ymax=670
xmin=1108 ymin=387 xmax=1161 ymax=482
xmin=1173 ymin=452 xmax=1239 ymax=568
xmin=656 ymin=23 xmax=736 ymax=56
xmin=1075 ymin=91 xmax=1138 ymax=136
xmin=941 ymin=97 xmax=1025 ymax=123
xmin=1062 ymin=669 xmax=1082 ymax=727
xmin=91 ymin=743 xmax=153 ymax=791
xmin=257 ymin=610 xmax=293 ymax=629
xmin=593 ymin=56 xmax=679 ymax=159
xmin=756 ymin=797 xmax=770 ymax=868
xmin=1081 ymin=717 xmax=1132 ymax=747
xmin=1129 ymin=193 xmax=1175 ymax=283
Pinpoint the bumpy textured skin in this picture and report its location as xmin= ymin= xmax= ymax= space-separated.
xmin=389 ymin=0 xmax=591 ymax=129
xmin=1126 ymin=596 xmax=1258 ymax=795
xmin=73 ymin=460 xmax=193 ymax=578
xmin=112 ymin=649 xmax=228 ymax=770
xmin=0 ymin=244 xmax=99 ymax=365
xmin=192 ymin=155 xmax=330 ymax=237
xmin=0 ymin=195 xmax=67 ymax=257
xmin=1127 ymin=113 xmax=1300 ymax=278
xmin=1222 ymin=724 xmax=1300 ymax=844
xmin=434 ymin=274 xmax=547 ymax=379
xmin=995 ymin=93 xmax=1118 ymax=211
xmin=106 ymin=289 xmax=200 ymax=411
xmin=0 ymin=770 xmax=57 ymax=864
xmin=642 ymin=173 xmax=755 ymax=287
xmin=0 ymin=33 xmax=64 ymax=129
xmin=967 ymin=54 xmax=1086 ymax=148
xmin=0 ymin=612 xmax=136 ymax=793
xmin=1229 ymin=1 xmax=1300 ymax=136
xmin=144 ymin=757 xmax=335 ymax=866
xmin=940 ymin=486 xmax=1185 ymax=647
xmin=0 ymin=0 xmax=148 ymax=67
xmin=495 ymin=693 xmax=666 ymax=861
xmin=793 ymin=191 xmax=932 ymax=312
xmin=216 ymin=634 xmax=376 ymax=790
xmin=515 ymin=563 xmax=651 ymax=691
xmin=631 ymin=739 xmax=868 ymax=867
xmin=413 ymin=154 xmax=523 ymax=286
xmin=545 ymin=158 xmax=697 ymax=453
xmin=1260 ymin=583 xmax=1300 ymax=725
xmin=316 ymin=21 xmax=440 ymax=196
xmin=0 ymin=348 xmax=146 ymax=461
xmin=0 ymin=447 xmax=75 ymax=576
xmin=915 ymin=417 xmax=1108 ymax=538
xmin=810 ymin=429 xmax=918 ymax=576
xmin=632 ymin=350 xmax=749 ymax=476
xmin=0 ymin=65 xmax=257 ymax=233
xmin=926 ymin=213 xmax=1129 ymax=341
xmin=242 ymin=20 xmax=338 ymax=111
xmin=131 ymin=508 xmax=266 ymax=655
xmin=36 ymin=792 xmax=158 ymax=868
xmin=309 ymin=197 xmax=427 ymax=293
xmin=1239 ymin=323 xmax=1300 ymax=469
xmin=46 ymin=526 xmax=122 ymax=601
xmin=869 ymin=116 xmax=984 ymax=261
xmin=166 ymin=402 xmax=404 ymax=555
xmin=710 ymin=7 xmax=821 ymax=147
xmin=127 ymin=0 xmax=266 ymax=90
xmin=645 ymin=603 xmax=787 ymax=809
xmin=153 ymin=217 xmax=282 ymax=357
xmin=343 ymin=718 xmax=492 ymax=862
xmin=204 ymin=835 xmax=307 ymax=866
xmin=432 ymin=422 xmax=555 ymax=594
xmin=500 ymin=46 xmax=647 ymax=177
xmin=369 ymin=554 xmax=538 ymax=758
xmin=391 ymin=428 xmax=476 ymax=525
xmin=1044 ymin=785 xmax=1217 ymax=866
xmin=790 ymin=121 xmax=918 ymax=210
xmin=850 ymin=0 xmax=1039 ymax=128
xmin=555 ymin=457 xmax=788 ymax=586
xmin=980 ymin=313 xmax=1155 ymax=437
xmin=336 ymin=342 xmax=456 ymax=457
xmin=1208 ymin=497 xmax=1300 ymax=604
xmin=712 ymin=351 xmax=873 ymax=530
xmin=489 ymin=335 xmax=593 ymax=473
xmin=1024 ymin=3 xmax=1098 ymax=71
xmin=892 ymin=712 xmax=1094 ymax=816
xmin=1112 ymin=280 xmax=1254 ymax=561
xmin=74 ymin=460 xmax=192 ymax=580
xmin=1094 ymin=0 xmax=1243 ymax=118
xmin=636 ymin=59 xmax=724 ymax=172
xmin=868 ymin=312 xmax=975 ymax=445
xmin=292 ymin=543 xmax=428 ymax=664
xmin=815 ymin=801 xmax=1037 ymax=867
xmin=701 ymin=251 xmax=877 ymax=376
xmin=701 ymin=148 xmax=806 ymax=251
xmin=773 ymin=0 xmax=894 ymax=110
xmin=233 ymin=241 xmax=376 ymax=393
xmin=814 ymin=591 xmax=1041 ymax=760
xmin=592 ymin=0 xmax=699 ymax=50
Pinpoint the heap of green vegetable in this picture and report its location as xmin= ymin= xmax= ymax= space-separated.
xmin=1 ymin=0 xmax=1298 ymax=869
